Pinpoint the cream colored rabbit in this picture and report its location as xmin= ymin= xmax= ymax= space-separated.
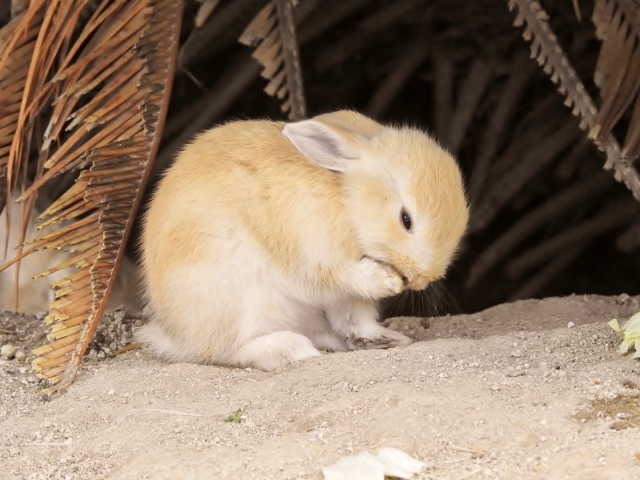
xmin=139 ymin=110 xmax=468 ymax=370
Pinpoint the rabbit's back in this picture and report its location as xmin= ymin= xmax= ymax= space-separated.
xmin=143 ymin=120 xmax=360 ymax=289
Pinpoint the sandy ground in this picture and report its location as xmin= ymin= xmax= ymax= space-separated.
xmin=1 ymin=294 xmax=640 ymax=480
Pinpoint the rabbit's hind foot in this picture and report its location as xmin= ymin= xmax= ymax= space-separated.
xmin=230 ymin=331 xmax=322 ymax=371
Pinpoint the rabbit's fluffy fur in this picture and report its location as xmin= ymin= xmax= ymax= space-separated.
xmin=140 ymin=110 xmax=468 ymax=370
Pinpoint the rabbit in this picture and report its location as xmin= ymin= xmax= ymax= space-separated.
xmin=139 ymin=110 xmax=469 ymax=370
xmin=0 ymin=197 xmax=144 ymax=315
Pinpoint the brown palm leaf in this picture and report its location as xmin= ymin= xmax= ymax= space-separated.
xmin=0 ymin=0 xmax=183 ymax=394
xmin=507 ymin=0 xmax=640 ymax=201
xmin=0 ymin=1 xmax=42 ymax=225
xmin=590 ymin=0 xmax=640 ymax=160
xmin=239 ymin=0 xmax=307 ymax=120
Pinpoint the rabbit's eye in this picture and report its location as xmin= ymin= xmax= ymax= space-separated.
xmin=400 ymin=208 xmax=412 ymax=231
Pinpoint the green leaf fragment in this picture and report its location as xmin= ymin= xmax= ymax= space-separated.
xmin=609 ymin=312 xmax=640 ymax=359
xmin=224 ymin=408 xmax=244 ymax=423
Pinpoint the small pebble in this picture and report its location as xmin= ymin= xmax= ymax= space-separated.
xmin=567 ymin=322 xmax=575 ymax=329
xmin=14 ymin=349 xmax=26 ymax=362
xmin=1 ymin=344 xmax=17 ymax=360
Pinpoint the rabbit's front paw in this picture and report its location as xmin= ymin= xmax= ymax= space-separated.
xmin=357 ymin=257 xmax=405 ymax=298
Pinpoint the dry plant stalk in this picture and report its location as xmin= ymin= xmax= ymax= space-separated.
xmin=195 ymin=0 xmax=221 ymax=28
xmin=366 ymin=31 xmax=430 ymax=119
xmin=432 ymin=51 xmax=453 ymax=142
xmin=590 ymin=0 xmax=640 ymax=159
xmin=0 ymin=0 xmax=183 ymax=394
xmin=446 ymin=58 xmax=494 ymax=155
xmin=510 ymin=242 xmax=589 ymax=300
xmin=616 ymin=218 xmax=640 ymax=252
xmin=296 ymin=0 xmax=374 ymax=45
xmin=239 ymin=0 xmax=307 ymax=120
xmin=315 ymin=0 xmax=426 ymax=73
xmin=467 ymin=52 xmax=535 ymax=204
xmin=467 ymin=170 xmax=614 ymax=287
xmin=508 ymin=0 xmax=640 ymax=201
xmin=470 ymin=118 xmax=582 ymax=233
xmin=505 ymin=197 xmax=640 ymax=278
xmin=0 ymin=0 xmax=45 ymax=233
xmin=178 ymin=0 xmax=265 ymax=69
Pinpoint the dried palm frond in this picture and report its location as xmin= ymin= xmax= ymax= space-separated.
xmin=179 ymin=0 xmax=266 ymax=69
xmin=0 ymin=0 xmax=183 ymax=394
xmin=590 ymin=0 xmax=640 ymax=159
xmin=0 ymin=3 xmax=43 ymax=224
xmin=195 ymin=0 xmax=221 ymax=28
xmin=239 ymin=0 xmax=307 ymax=120
xmin=507 ymin=0 xmax=640 ymax=201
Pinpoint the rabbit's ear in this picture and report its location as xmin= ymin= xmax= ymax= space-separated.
xmin=282 ymin=120 xmax=360 ymax=172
